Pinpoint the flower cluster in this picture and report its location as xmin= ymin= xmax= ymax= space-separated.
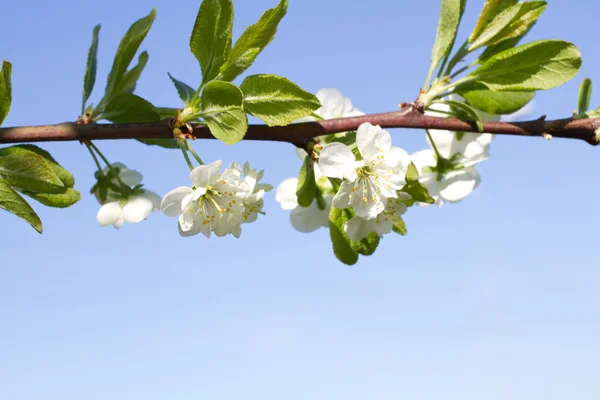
xmin=411 ymin=96 xmax=498 ymax=206
xmin=96 ymin=163 xmax=161 ymax=229
xmin=161 ymin=160 xmax=271 ymax=238
xmin=318 ymin=122 xmax=412 ymax=241
xmin=276 ymin=88 xmax=363 ymax=233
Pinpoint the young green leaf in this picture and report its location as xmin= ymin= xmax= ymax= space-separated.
xmin=82 ymin=24 xmax=101 ymax=114
xmin=168 ymin=73 xmax=196 ymax=105
xmin=469 ymin=0 xmax=517 ymax=43
xmin=0 ymin=179 xmax=43 ymax=233
xmin=406 ymin=163 xmax=419 ymax=183
xmin=0 ymin=60 xmax=12 ymax=126
xmin=434 ymin=99 xmax=484 ymax=132
xmin=401 ymin=181 xmax=435 ymax=206
xmin=351 ymin=231 xmax=380 ymax=256
xmin=155 ymin=107 xmax=178 ymax=120
xmin=329 ymin=207 xmax=359 ymax=266
xmin=296 ymin=156 xmax=317 ymax=208
xmin=136 ymin=139 xmax=179 ymax=149
xmin=103 ymin=93 xmax=160 ymax=123
xmin=199 ymin=81 xmax=248 ymax=144
xmin=392 ymin=217 xmax=407 ymax=236
xmin=22 ymin=188 xmax=81 ymax=209
xmin=0 ymin=146 xmax=64 ymax=193
xmin=469 ymin=1 xmax=546 ymax=51
xmin=14 ymin=144 xmax=75 ymax=188
xmin=465 ymin=40 xmax=582 ymax=91
xmin=216 ymin=0 xmax=288 ymax=82
xmin=104 ymin=9 xmax=156 ymax=99
xmin=240 ymin=74 xmax=321 ymax=126
xmin=111 ymin=51 xmax=149 ymax=97
xmin=426 ymin=0 xmax=466 ymax=82
xmin=578 ymin=78 xmax=592 ymax=115
xmin=455 ymin=82 xmax=535 ymax=115
xmin=190 ymin=0 xmax=234 ymax=84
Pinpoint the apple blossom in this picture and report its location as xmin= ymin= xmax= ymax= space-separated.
xmin=318 ymin=122 xmax=411 ymax=219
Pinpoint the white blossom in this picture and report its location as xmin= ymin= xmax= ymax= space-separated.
xmin=297 ymin=88 xmax=364 ymax=122
xmin=412 ymin=96 xmax=500 ymax=206
xmin=97 ymin=191 xmax=161 ymax=229
xmin=344 ymin=193 xmax=411 ymax=241
xmin=318 ymin=122 xmax=411 ymax=219
xmin=275 ymin=177 xmax=332 ymax=233
xmin=161 ymin=160 xmax=269 ymax=238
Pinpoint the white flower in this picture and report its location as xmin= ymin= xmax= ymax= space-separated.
xmin=344 ymin=192 xmax=411 ymax=241
xmin=103 ymin=162 xmax=143 ymax=187
xmin=412 ymin=96 xmax=500 ymax=206
xmin=160 ymin=160 xmax=248 ymax=238
xmin=231 ymin=161 xmax=273 ymax=224
xmin=275 ymin=177 xmax=332 ymax=233
xmin=318 ymin=122 xmax=411 ymax=219
xmin=297 ymin=88 xmax=364 ymax=122
xmin=97 ymin=191 xmax=161 ymax=229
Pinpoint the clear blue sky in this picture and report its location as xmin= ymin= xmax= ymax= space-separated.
xmin=1 ymin=1 xmax=599 ymax=399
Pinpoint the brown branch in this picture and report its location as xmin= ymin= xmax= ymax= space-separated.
xmin=0 ymin=108 xmax=598 ymax=147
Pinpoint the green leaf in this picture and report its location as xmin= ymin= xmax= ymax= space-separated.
xmin=136 ymin=139 xmax=179 ymax=149
xmin=168 ymin=73 xmax=196 ymax=105
xmin=465 ymin=40 xmax=582 ymax=91
xmin=240 ymin=74 xmax=321 ymax=126
xmin=216 ymin=0 xmax=288 ymax=82
xmin=190 ymin=0 xmax=234 ymax=84
xmin=436 ymin=99 xmax=484 ymax=131
xmin=402 ymin=181 xmax=435 ymax=206
xmin=82 ymin=24 xmax=101 ymax=114
xmin=0 ymin=146 xmax=64 ymax=193
xmin=468 ymin=2 xmax=546 ymax=51
xmin=22 ymin=188 xmax=81 ymax=209
xmin=296 ymin=155 xmax=317 ymax=207
xmin=104 ymin=9 xmax=156 ymax=99
xmin=427 ymin=0 xmax=466 ymax=80
xmin=0 ymin=179 xmax=42 ymax=233
xmin=455 ymin=82 xmax=535 ymax=115
xmin=351 ymin=231 xmax=380 ymax=256
xmin=329 ymin=207 xmax=359 ymax=266
xmin=13 ymin=144 xmax=75 ymax=188
xmin=0 ymin=60 xmax=12 ymax=126
xmin=199 ymin=81 xmax=248 ymax=144
xmin=155 ymin=107 xmax=178 ymax=119
xmin=406 ymin=163 xmax=419 ymax=182
xmin=392 ymin=217 xmax=407 ymax=236
xmin=111 ymin=51 xmax=149 ymax=97
xmin=469 ymin=0 xmax=517 ymax=43
xmin=103 ymin=93 xmax=160 ymax=123
xmin=578 ymin=78 xmax=592 ymax=115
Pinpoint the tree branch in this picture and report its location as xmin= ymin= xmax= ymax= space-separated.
xmin=1 ymin=108 xmax=598 ymax=147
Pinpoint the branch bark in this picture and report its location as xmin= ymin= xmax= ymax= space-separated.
xmin=1 ymin=108 xmax=598 ymax=147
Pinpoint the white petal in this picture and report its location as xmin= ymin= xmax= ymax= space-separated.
xmin=275 ymin=178 xmax=299 ymax=210
xmin=113 ymin=217 xmax=125 ymax=230
xmin=332 ymin=180 xmax=353 ymax=209
xmin=318 ymin=142 xmax=356 ymax=180
xmin=410 ymin=149 xmax=436 ymax=172
xmin=97 ymin=202 xmax=122 ymax=227
xmin=356 ymin=123 xmax=391 ymax=160
xmin=295 ymin=148 xmax=308 ymax=160
xmin=161 ymin=186 xmax=193 ymax=216
xmin=385 ymin=146 xmax=411 ymax=174
xmin=427 ymin=129 xmax=458 ymax=159
xmin=143 ymin=190 xmax=162 ymax=211
xmin=418 ymin=174 xmax=442 ymax=207
xmin=440 ymin=167 xmax=481 ymax=203
xmin=351 ymin=178 xmax=386 ymax=219
xmin=190 ymin=160 xmax=222 ymax=187
xmin=119 ymin=169 xmax=143 ymax=186
xmin=290 ymin=203 xmax=329 ymax=233
xmin=344 ymin=216 xmax=376 ymax=241
xmin=122 ymin=196 xmax=154 ymax=224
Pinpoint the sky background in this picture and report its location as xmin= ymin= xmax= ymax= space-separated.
xmin=1 ymin=0 xmax=599 ymax=399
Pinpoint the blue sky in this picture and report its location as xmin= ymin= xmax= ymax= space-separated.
xmin=1 ymin=1 xmax=599 ymax=399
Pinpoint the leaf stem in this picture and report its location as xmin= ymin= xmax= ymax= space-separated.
xmin=426 ymin=130 xmax=443 ymax=160
xmin=88 ymin=141 xmax=129 ymax=188
xmin=85 ymin=142 xmax=103 ymax=175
